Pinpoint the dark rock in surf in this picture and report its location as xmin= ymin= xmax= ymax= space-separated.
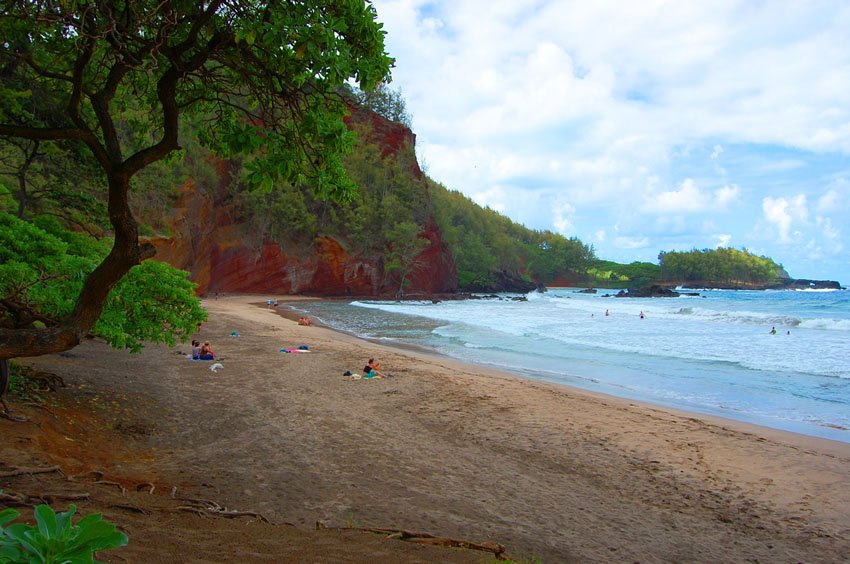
xmin=615 ymin=285 xmax=685 ymax=298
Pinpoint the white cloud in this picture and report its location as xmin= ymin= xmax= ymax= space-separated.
xmin=715 ymin=234 xmax=732 ymax=248
xmin=817 ymin=216 xmax=843 ymax=252
xmin=553 ymin=202 xmax=576 ymax=234
xmin=762 ymin=195 xmax=809 ymax=243
xmin=714 ymin=184 xmax=740 ymax=206
xmin=641 ymin=179 xmax=739 ymax=214
xmin=614 ymin=236 xmax=650 ymax=250
xmin=817 ymin=189 xmax=842 ymax=213
xmin=710 ymin=144 xmax=724 ymax=159
xmin=374 ymin=0 xmax=850 ymax=281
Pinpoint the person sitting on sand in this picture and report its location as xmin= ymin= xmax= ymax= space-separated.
xmin=363 ymin=364 xmax=383 ymax=378
xmin=368 ymin=358 xmax=382 ymax=371
xmin=191 ymin=340 xmax=201 ymax=360
xmin=298 ymin=316 xmax=312 ymax=326
xmin=199 ymin=341 xmax=216 ymax=360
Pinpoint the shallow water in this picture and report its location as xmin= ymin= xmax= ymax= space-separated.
xmin=286 ymin=288 xmax=850 ymax=443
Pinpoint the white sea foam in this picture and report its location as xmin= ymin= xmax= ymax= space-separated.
xmin=794 ymin=287 xmax=842 ymax=292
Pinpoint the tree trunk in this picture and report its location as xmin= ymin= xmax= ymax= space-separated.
xmin=0 ymin=173 xmax=152 ymax=360
xmin=0 ymin=359 xmax=9 ymax=401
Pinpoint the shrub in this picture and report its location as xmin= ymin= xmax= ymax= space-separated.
xmin=0 ymin=504 xmax=127 ymax=563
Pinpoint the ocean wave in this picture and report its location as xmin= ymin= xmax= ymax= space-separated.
xmin=797 ymin=318 xmax=850 ymax=331
xmin=671 ymin=306 xmax=803 ymax=327
xmin=794 ymin=288 xmax=842 ymax=293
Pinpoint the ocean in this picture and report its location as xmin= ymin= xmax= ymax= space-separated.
xmin=285 ymin=288 xmax=850 ymax=443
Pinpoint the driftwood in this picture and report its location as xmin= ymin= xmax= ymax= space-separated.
xmin=316 ymin=523 xmax=507 ymax=559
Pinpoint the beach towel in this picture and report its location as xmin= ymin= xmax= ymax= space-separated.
xmin=281 ymin=345 xmax=311 ymax=353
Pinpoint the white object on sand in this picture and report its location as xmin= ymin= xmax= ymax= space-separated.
xmin=209 ymin=363 xmax=224 ymax=372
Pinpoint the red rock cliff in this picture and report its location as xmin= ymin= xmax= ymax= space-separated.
xmin=147 ymin=108 xmax=455 ymax=296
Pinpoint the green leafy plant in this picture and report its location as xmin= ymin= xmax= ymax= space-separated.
xmin=0 ymin=504 xmax=127 ymax=563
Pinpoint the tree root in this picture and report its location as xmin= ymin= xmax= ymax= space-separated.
xmin=136 ymin=481 xmax=155 ymax=494
xmin=177 ymin=506 xmax=206 ymax=517
xmin=94 ymin=480 xmax=127 ymax=495
xmin=213 ymin=510 xmax=269 ymax=521
xmin=0 ymin=490 xmax=89 ymax=507
xmin=0 ymin=399 xmax=27 ymax=422
xmin=40 ymin=492 xmax=90 ymax=503
xmin=109 ymin=503 xmax=151 ymax=515
xmin=317 ymin=523 xmax=508 ymax=559
xmin=0 ymin=465 xmax=62 ymax=479
xmin=18 ymin=402 xmax=58 ymax=419
xmin=176 ymin=497 xmax=269 ymax=522
xmin=69 ymin=469 xmax=104 ymax=482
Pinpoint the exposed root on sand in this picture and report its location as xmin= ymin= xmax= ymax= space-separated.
xmin=176 ymin=496 xmax=270 ymax=522
xmin=317 ymin=522 xmax=508 ymax=560
xmin=0 ymin=400 xmax=26 ymax=422
xmin=136 ymin=481 xmax=155 ymax=494
xmin=0 ymin=489 xmax=90 ymax=507
xmin=0 ymin=465 xmax=62 ymax=479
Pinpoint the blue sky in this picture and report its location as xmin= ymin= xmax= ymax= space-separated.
xmin=371 ymin=0 xmax=850 ymax=283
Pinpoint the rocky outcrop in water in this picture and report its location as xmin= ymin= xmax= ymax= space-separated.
xmin=769 ymin=279 xmax=844 ymax=290
xmin=615 ymin=285 xmax=691 ymax=298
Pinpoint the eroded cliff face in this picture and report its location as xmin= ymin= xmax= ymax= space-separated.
xmin=146 ymin=108 xmax=455 ymax=296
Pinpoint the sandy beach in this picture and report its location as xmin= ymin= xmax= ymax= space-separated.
xmin=7 ymin=294 xmax=850 ymax=562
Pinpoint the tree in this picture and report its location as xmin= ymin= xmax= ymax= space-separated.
xmin=0 ymin=213 xmax=206 ymax=409
xmin=384 ymin=221 xmax=430 ymax=298
xmin=353 ymin=82 xmax=412 ymax=127
xmin=0 ymin=1 xmax=393 ymax=364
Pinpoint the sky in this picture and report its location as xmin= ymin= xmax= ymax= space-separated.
xmin=370 ymin=0 xmax=850 ymax=283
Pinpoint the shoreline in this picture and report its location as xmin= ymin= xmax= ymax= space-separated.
xmin=269 ymin=294 xmax=850 ymax=449
xmin=20 ymin=292 xmax=850 ymax=561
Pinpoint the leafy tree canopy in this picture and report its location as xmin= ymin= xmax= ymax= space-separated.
xmin=350 ymin=82 xmax=412 ymax=127
xmin=0 ymin=0 xmax=393 ymax=359
xmin=658 ymin=247 xmax=788 ymax=286
xmin=430 ymin=182 xmax=595 ymax=291
xmin=0 ymin=213 xmax=206 ymax=353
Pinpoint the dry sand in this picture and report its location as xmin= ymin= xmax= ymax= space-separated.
xmin=9 ymin=294 xmax=850 ymax=562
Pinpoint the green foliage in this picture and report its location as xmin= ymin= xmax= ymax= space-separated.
xmin=0 ymin=137 xmax=107 ymax=232
xmin=0 ymin=504 xmax=128 ymax=563
xmin=1 ymin=1 xmax=393 ymax=200
xmin=237 ymin=182 xmax=319 ymax=250
xmin=0 ymin=213 xmax=206 ymax=352
xmin=0 ymin=1 xmax=393 ymax=360
xmin=430 ymin=182 xmax=594 ymax=291
xmin=659 ymin=248 xmax=788 ymax=286
xmin=350 ymin=83 xmax=413 ymax=127
xmin=236 ymin=126 xmax=429 ymax=267
xmin=384 ymin=221 xmax=431 ymax=296
xmin=587 ymin=260 xmax=661 ymax=288
xmin=95 ymin=261 xmax=207 ymax=353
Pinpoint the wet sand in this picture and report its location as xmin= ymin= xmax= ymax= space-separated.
xmin=20 ymin=294 xmax=850 ymax=562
